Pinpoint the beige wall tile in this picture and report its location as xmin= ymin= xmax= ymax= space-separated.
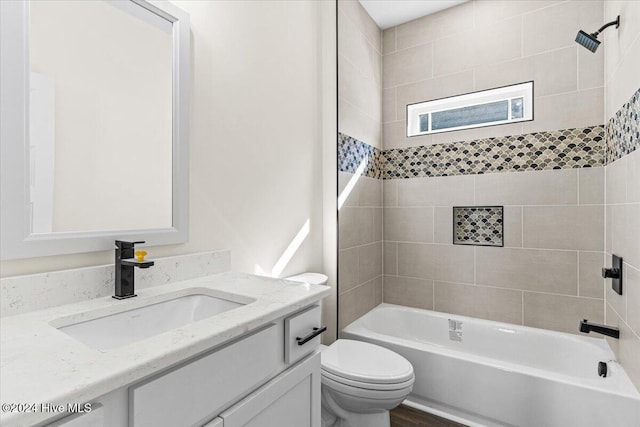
xmin=383 ymin=242 xmax=397 ymax=275
xmin=474 ymin=47 xmax=577 ymax=96
xmin=338 ymin=207 xmax=357 ymax=249
xmin=395 ymin=1 xmax=474 ymax=50
xmin=619 ymin=317 xmax=640 ymax=391
xmin=625 ymin=264 xmax=640 ymax=336
xmin=611 ymin=203 xmax=640 ymax=270
xmin=578 ymin=44 xmax=604 ymax=90
xmin=434 ymin=207 xmax=453 ymax=244
xmin=605 ymin=155 xmax=627 ymax=204
xmin=338 ymin=247 xmax=359 ymax=293
xmin=605 ymin=204 xmax=613 ymax=255
xmin=578 ymin=167 xmax=604 ymax=205
xmin=523 ymin=292 xmax=603 ymax=334
xmin=338 ymin=97 xmax=381 ymax=148
xmin=434 ymin=281 xmax=523 ymax=324
xmin=384 ymin=275 xmax=434 ymax=310
xmin=383 ymin=207 xmax=434 ymax=243
xmin=475 ymin=169 xmax=577 ymax=206
xmin=503 ymin=206 xmax=523 ymax=248
xmin=358 ymin=241 xmax=382 ymax=283
xmin=383 ymin=87 xmax=396 ymax=123
xmin=383 ymin=43 xmax=433 ymax=88
xmin=627 ymin=149 xmax=640 ymax=203
xmin=433 ymin=16 xmax=521 ymax=77
xmin=358 ymin=177 xmax=382 ymax=207
xmin=374 ymin=275 xmax=383 ymax=306
xmin=579 ymin=252 xmax=605 ymax=299
xmin=398 ymin=175 xmax=474 ymax=207
xmin=339 ymin=279 xmax=375 ymax=330
xmin=395 ymin=71 xmax=474 ymax=122
xmin=606 ymin=278 xmax=626 ymax=321
xmin=604 ymin=0 xmax=640 ymax=119
xmin=522 ymin=205 xmax=604 ymax=251
xmin=339 ymin=57 xmax=381 ymax=122
xmin=383 ymin=120 xmax=433 ymax=150
xmin=383 ymin=179 xmax=397 ymax=206
xmin=338 ymin=172 xmax=358 ymax=207
xmin=606 ymin=302 xmax=621 ymax=355
xmin=473 ymin=1 xmax=563 ymax=27
xmin=522 ymin=1 xmax=603 ymax=57
xmin=522 ymin=88 xmax=604 ymax=134
xmin=382 ymin=27 xmax=396 ymax=55
xmin=338 ymin=0 xmax=381 ymax=53
xmin=356 ymin=208 xmax=375 ymax=245
xmin=476 ymin=247 xmax=578 ymax=294
xmin=373 ymin=207 xmax=383 ymax=242
xmin=338 ymin=8 xmax=377 ymax=82
xmin=398 ymin=243 xmax=475 ymax=283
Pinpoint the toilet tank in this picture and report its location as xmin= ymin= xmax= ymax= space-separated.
xmin=285 ymin=273 xmax=328 ymax=287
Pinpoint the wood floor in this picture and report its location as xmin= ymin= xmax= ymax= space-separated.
xmin=390 ymin=405 xmax=467 ymax=427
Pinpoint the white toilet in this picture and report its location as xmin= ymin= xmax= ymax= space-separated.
xmin=285 ymin=273 xmax=415 ymax=427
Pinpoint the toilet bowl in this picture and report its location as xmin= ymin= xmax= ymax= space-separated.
xmin=284 ymin=273 xmax=414 ymax=427
xmin=320 ymin=339 xmax=414 ymax=427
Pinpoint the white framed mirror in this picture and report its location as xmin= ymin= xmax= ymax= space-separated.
xmin=0 ymin=0 xmax=190 ymax=260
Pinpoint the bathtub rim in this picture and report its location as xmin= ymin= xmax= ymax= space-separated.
xmin=342 ymin=303 xmax=640 ymax=400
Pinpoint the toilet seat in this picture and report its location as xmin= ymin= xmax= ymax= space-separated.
xmin=321 ymin=340 xmax=414 ymax=390
xmin=321 ymin=368 xmax=415 ymax=391
xmin=321 ymin=373 xmax=413 ymax=401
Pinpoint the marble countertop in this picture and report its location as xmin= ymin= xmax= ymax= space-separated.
xmin=0 ymin=272 xmax=330 ymax=427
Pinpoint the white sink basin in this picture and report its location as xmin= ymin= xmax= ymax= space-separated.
xmin=58 ymin=294 xmax=245 ymax=351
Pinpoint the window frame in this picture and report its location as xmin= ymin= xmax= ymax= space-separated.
xmin=406 ymin=81 xmax=534 ymax=137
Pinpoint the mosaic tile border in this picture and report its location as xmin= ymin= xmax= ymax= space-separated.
xmin=453 ymin=206 xmax=504 ymax=247
xmin=338 ymin=132 xmax=383 ymax=179
xmin=605 ymin=87 xmax=640 ymax=165
xmin=383 ymin=126 xmax=604 ymax=179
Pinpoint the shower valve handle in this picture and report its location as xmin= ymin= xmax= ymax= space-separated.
xmin=602 ymin=267 xmax=620 ymax=279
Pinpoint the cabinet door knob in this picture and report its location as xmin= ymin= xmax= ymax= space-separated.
xmin=296 ymin=326 xmax=327 ymax=346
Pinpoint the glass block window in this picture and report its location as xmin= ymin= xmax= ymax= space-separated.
xmin=407 ymin=82 xmax=533 ymax=136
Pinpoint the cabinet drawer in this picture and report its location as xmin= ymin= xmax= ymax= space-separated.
xmin=130 ymin=324 xmax=279 ymax=427
xmin=220 ymin=352 xmax=321 ymax=427
xmin=284 ymin=305 xmax=322 ymax=364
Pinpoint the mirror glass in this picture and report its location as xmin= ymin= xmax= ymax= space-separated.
xmin=28 ymin=0 xmax=173 ymax=234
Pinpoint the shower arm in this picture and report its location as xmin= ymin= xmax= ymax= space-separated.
xmin=592 ymin=16 xmax=620 ymax=37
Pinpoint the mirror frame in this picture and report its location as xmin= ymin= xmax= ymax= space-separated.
xmin=0 ymin=0 xmax=190 ymax=260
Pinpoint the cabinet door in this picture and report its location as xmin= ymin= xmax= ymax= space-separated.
xmin=220 ymin=352 xmax=320 ymax=427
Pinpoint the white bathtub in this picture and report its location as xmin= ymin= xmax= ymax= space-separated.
xmin=342 ymin=304 xmax=640 ymax=427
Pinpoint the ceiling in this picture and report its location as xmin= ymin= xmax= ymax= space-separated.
xmin=359 ymin=0 xmax=469 ymax=29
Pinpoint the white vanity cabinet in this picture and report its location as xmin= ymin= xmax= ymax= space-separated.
xmin=46 ymin=304 xmax=323 ymax=427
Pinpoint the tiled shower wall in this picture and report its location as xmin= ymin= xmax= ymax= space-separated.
xmin=602 ymin=0 xmax=640 ymax=390
xmin=337 ymin=0 xmax=383 ymax=329
xmin=381 ymin=0 xmax=608 ymax=335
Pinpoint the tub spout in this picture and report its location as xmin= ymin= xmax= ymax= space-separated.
xmin=579 ymin=319 xmax=619 ymax=339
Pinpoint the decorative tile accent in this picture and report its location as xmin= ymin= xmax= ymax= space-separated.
xmin=338 ymin=132 xmax=383 ymax=179
xmin=605 ymin=87 xmax=640 ymax=164
xmin=453 ymin=206 xmax=504 ymax=247
xmin=383 ymin=126 xmax=604 ymax=179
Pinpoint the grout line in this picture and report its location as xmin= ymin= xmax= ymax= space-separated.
xmin=522 ymin=292 xmax=525 ymax=325
xmin=386 ymin=274 xmax=606 ymax=301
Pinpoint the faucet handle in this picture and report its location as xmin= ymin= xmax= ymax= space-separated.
xmin=115 ymin=240 xmax=145 ymax=249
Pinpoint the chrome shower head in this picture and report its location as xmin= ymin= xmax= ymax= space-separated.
xmin=575 ymin=30 xmax=600 ymax=52
xmin=575 ymin=16 xmax=620 ymax=53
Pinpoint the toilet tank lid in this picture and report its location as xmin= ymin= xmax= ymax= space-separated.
xmin=285 ymin=273 xmax=328 ymax=286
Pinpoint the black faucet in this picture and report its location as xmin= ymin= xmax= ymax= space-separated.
xmin=114 ymin=240 xmax=154 ymax=299
xmin=579 ymin=319 xmax=619 ymax=339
